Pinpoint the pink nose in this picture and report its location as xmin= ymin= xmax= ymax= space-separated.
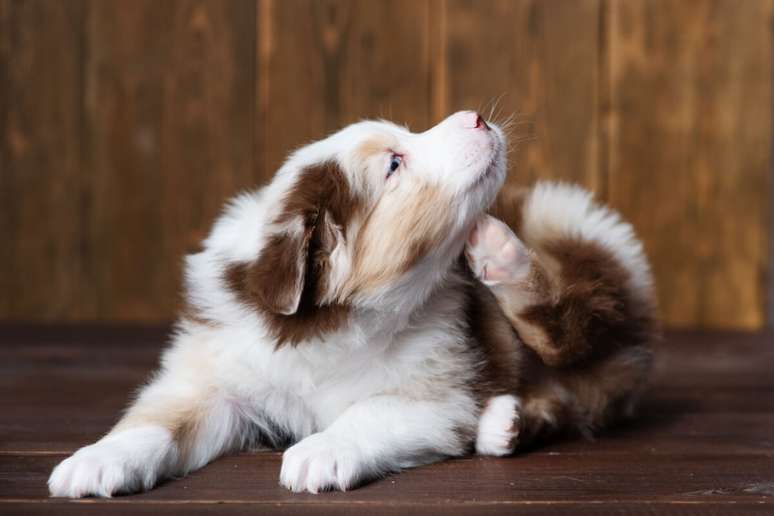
xmin=460 ymin=111 xmax=489 ymax=130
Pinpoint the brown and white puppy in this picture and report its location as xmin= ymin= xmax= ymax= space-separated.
xmin=48 ymin=112 xmax=656 ymax=497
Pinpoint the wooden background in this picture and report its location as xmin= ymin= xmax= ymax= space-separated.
xmin=1 ymin=0 xmax=772 ymax=329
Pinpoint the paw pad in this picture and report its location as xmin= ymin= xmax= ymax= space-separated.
xmin=466 ymin=215 xmax=531 ymax=286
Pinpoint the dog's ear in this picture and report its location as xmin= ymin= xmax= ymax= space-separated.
xmin=247 ymin=208 xmax=346 ymax=316
xmin=232 ymin=162 xmax=356 ymax=317
xmin=247 ymin=219 xmax=315 ymax=316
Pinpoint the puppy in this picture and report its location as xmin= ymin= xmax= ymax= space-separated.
xmin=49 ymin=111 xmax=656 ymax=497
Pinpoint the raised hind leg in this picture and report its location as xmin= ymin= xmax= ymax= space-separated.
xmin=467 ymin=182 xmax=658 ymax=441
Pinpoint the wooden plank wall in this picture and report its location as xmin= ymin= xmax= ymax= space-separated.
xmin=607 ymin=0 xmax=773 ymax=329
xmin=1 ymin=0 xmax=772 ymax=329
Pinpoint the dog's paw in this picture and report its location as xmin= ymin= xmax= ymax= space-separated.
xmin=280 ymin=433 xmax=362 ymax=493
xmin=48 ymin=427 xmax=173 ymax=498
xmin=466 ymin=215 xmax=532 ymax=286
xmin=475 ymin=394 xmax=521 ymax=456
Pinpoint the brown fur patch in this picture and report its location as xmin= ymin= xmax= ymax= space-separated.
xmin=224 ymin=162 xmax=361 ymax=346
xmin=461 ymin=265 xmax=523 ymax=404
xmin=225 ymin=261 xmax=351 ymax=345
xmin=488 ymin=185 xmax=529 ymax=236
xmin=274 ymin=162 xmax=361 ymax=231
xmin=488 ymin=257 xmax=557 ymax=362
xmin=513 ymin=343 xmax=653 ymax=447
xmin=519 ymin=239 xmax=655 ymax=367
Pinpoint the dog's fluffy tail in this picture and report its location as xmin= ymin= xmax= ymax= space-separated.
xmin=491 ymin=181 xmax=659 ymax=439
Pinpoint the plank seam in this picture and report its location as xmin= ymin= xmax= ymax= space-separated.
xmin=1 ymin=499 xmax=772 ymax=506
xmin=597 ymin=0 xmax=611 ymax=202
xmin=768 ymin=5 xmax=774 ymax=328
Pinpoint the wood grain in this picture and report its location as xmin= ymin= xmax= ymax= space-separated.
xmin=1 ymin=326 xmax=773 ymax=514
xmin=83 ymin=0 xmax=256 ymax=321
xmin=0 ymin=0 xmax=93 ymax=320
xmin=443 ymin=0 xmax=604 ymax=191
xmin=2 ymin=501 xmax=774 ymax=516
xmin=3 ymin=327 xmax=774 ymax=453
xmin=1 ymin=0 xmax=773 ymax=329
xmin=5 ymin=452 xmax=774 ymax=503
xmin=258 ymin=0 xmax=432 ymax=178
xmin=606 ymin=0 xmax=774 ymax=329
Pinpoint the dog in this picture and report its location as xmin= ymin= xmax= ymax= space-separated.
xmin=48 ymin=111 xmax=656 ymax=497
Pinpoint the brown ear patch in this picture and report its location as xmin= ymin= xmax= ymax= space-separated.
xmin=225 ymin=261 xmax=350 ymax=346
xmin=275 ymin=161 xmax=361 ymax=231
xmin=223 ymin=162 xmax=361 ymax=346
xmin=240 ymin=230 xmax=312 ymax=315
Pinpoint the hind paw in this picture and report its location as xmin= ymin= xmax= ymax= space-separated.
xmin=466 ymin=215 xmax=532 ymax=286
xmin=476 ymin=394 xmax=521 ymax=456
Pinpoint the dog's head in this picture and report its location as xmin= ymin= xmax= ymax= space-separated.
xmin=226 ymin=111 xmax=506 ymax=343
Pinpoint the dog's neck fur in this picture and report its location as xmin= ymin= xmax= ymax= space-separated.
xmin=347 ymin=240 xmax=470 ymax=348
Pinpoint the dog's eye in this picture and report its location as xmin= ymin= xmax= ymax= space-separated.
xmin=387 ymin=154 xmax=402 ymax=179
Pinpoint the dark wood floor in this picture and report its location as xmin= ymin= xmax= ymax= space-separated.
xmin=1 ymin=326 xmax=773 ymax=515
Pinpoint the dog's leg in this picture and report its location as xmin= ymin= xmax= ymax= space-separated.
xmin=466 ymin=214 xmax=571 ymax=365
xmin=474 ymin=394 xmax=521 ymax=456
xmin=467 ymin=183 xmax=657 ymax=440
xmin=48 ymin=333 xmax=243 ymax=498
xmin=279 ymin=394 xmax=476 ymax=493
xmin=467 ymin=210 xmax=655 ymax=367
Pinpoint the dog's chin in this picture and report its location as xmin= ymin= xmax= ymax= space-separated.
xmin=469 ymin=138 xmax=506 ymax=198
xmin=471 ymin=164 xmax=506 ymax=216
xmin=456 ymin=162 xmax=506 ymax=252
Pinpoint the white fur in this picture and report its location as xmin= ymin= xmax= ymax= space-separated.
xmin=49 ymin=112 xmax=504 ymax=497
xmin=48 ymin=427 xmax=177 ymax=498
xmin=476 ymin=395 xmax=521 ymax=456
xmin=521 ymin=182 xmax=653 ymax=306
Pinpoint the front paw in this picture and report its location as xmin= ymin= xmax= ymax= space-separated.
xmin=48 ymin=427 xmax=173 ymax=498
xmin=280 ymin=433 xmax=362 ymax=493
xmin=466 ymin=215 xmax=532 ymax=286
